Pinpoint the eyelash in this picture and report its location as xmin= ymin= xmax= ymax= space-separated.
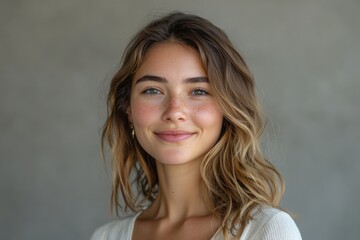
xmin=142 ymin=87 xmax=162 ymax=95
xmin=191 ymin=89 xmax=208 ymax=96
xmin=141 ymin=88 xmax=209 ymax=96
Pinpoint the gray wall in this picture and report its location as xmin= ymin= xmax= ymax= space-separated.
xmin=1 ymin=0 xmax=359 ymax=239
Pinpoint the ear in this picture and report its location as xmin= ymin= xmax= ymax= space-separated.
xmin=126 ymin=106 xmax=132 ymax=123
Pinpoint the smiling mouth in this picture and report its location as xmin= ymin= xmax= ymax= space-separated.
xmin=155 ymin=130 xmax=194 ymax=142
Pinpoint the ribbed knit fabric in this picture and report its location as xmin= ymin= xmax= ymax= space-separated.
xmin=90 ymin=207 xmax=301 ymax=240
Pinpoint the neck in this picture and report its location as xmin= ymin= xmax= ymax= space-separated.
xmin=143 ymin=160 xmax=210 ymax=222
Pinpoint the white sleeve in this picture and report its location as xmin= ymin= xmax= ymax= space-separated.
xmin=255 ymin=211 xmax=302 ymax=240
xmin=89 ymin=215 xmax=137 ymax=240
xmin=90 ymin=224 xmax=110 ymax=240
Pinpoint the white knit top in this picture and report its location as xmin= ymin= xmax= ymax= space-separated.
xmin=91 ymin=207 xmax=302 ymax=240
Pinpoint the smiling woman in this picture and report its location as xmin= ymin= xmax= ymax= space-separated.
xmin=129 ymin=42 xmax=223 ymax=167
xmin=91 ymin=12 xmax=302 ymax=240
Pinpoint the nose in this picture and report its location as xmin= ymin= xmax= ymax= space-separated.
xmin=161 ymin=94 xmax=188 ymax=122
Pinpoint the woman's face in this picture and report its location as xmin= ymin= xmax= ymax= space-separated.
xmin=128 ymin=42 xmax=223 ymax=166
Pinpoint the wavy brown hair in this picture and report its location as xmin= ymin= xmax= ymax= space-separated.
xmin=102 ymin=11 xmax=284 ymax=238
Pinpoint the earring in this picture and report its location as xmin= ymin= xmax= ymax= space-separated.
xmin=130 ymin=124 xmax=135 ymax=138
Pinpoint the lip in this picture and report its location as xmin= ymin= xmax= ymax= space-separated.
xmin=155 ymin=130 xmax=195 ymax=142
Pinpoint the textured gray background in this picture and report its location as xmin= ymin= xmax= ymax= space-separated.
xmin=1 ymin=0 xmax=359 ymax=239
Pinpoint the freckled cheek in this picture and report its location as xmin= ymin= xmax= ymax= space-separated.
xmin=130 ymin=100 xmax=161 ymax=127
xmin=191 ymin=105 xmax=223 ymax=128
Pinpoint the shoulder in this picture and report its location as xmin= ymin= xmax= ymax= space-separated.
xmin=243 ymin=207 xmax=302 ymax=240
xmin=90 ymin=213 xmax=140 ymax=240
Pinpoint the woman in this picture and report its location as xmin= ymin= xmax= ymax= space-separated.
xmin=91 ymin=12 xmax=302 ymax=240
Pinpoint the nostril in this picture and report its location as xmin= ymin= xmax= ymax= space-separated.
xmin=162 ymin=97 xmax=187 ymax=122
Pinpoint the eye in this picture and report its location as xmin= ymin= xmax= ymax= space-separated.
xmin=191 ymin=89 xmax=208 ymax=96
xmin=142 ymin=88 xmax=162 ymax=95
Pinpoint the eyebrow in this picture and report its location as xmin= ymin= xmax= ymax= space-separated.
xmin=135 ymin=75 xmax=209 ymax=84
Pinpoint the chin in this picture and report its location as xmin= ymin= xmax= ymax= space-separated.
xmin=153 ymin=153 xmax=204 ymax=167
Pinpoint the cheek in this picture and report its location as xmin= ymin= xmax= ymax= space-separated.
xmin=192 ymin=104 xmax=223 ymax=129
xmin=130 ymin=100 xmax=160 ymax=126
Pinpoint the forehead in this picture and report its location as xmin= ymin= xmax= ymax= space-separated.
xmin=134 ymin=42 xmax=207 ymax=81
